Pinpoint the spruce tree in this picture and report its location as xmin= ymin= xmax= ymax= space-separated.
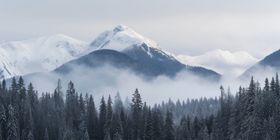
xmin=276 ymin=73 xmax=280 ymax=96
xmin=111 ymin=113 xmax=123 ymax=140
xmin=114 ymin=92 xmax=124 ymax=115
xmin=264 ymin=78 xmax=269 ymax=92
xmin=143 ymin=108 xmax=153 ymax=140
xmin=271 ymin=77 xmax=275 ymax=93
xmin=164 ymin=111 xmax=175 ymax=140
xmin=106 ymin=95 xmax=113 ymax=136
xmin=0 ymin=105 xmax=5 ymax=140
xmin=131 ymin=89 xmax=143 ymax=140
xmin=274 ymin=99 xmax=280 ymax=139
xmin=6 ymin=105 xmax=18 ymax=140
xmin=152 ymin=107 xmax=163 ymax=140
xmin=99 ymin=96 xmax=107 ymax=140
xmin=87 ymin=95 xmax=98 ymax=140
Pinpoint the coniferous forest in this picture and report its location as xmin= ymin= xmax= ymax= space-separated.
xmin=0 ymin=75 xmax=280 ymax=140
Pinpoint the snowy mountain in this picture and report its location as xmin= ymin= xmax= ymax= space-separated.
xmin=0 ymin=34 xmax=88 ymax=78
xmin=88 ymin=25 xmax=221 ymax=79
xmin=1 ymin=25 xmax=221 ymax=81
xmin=241 ymin=49 xmax=280 ymax=78
xmin=177 ymin=49 xmax=258 ymax=77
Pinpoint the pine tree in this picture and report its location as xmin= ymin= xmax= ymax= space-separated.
xmin=99 ymin=96 xmax=107 ymax=140
xmin=0 ymin=104 xmax=6 ymax=127
xmin=276 ymin=73 xmax=280 ymax=96
xmin=79 ymin=94 xmax=85 ymax=115
xmin=18 ymin=76 xmax=26 ymax=100
xmin=114 ymin=92 xmax=124 ymax=115
xmin=11 ymin=77 xmax=17 ymax=93
xmin=54 ymin=79 xmax=64 ymax=109
xmin=143 ymin=108 xmax=153 ymax=140
xmin=0 ymin=105 xmax=5 ymax=140
xmin=271 ymin=77 xmax=275 ymax=93
xmin=247 ymin=77 xmax=256 ymax=116
xmin=106 ymin=95 xmax=113 ymax=137
xmin=1 ymin=79 xmax=6 ymax=94
xmin=79 ymin=111 xmax=87 ymax=140
xmin=164 ymin=111 xmax=175 ymax=140
xmin=6 ymin=105 xmax=18 ymax=140
xmin=131 ymin=89 xmax=143 ymax=140
xmin=193 ymin=117 xmax=201 ymax=139
xmin=264 ymin=78 xmax=269 ymax=92
xmin=24 ymin=106 xmax=34 ymax=140
xmin=263 ymin=117 xmax=277 ymax=140
xmin=111 ymin=113 xmax=123 ymax=140
xmin=152 ymin=107 xmax=163 ymax=140
xmin=65 ymin=81 xmax=79 ymax=130
xmin=86 ymin=95 xmax=98 ymax=140
xmin=52 ymin=80 xmax=65 ymax=140
xmin=179 ymin=115 xmax=192 ymax=140
xmin=274 ymin=99 xmax=280 ymax=139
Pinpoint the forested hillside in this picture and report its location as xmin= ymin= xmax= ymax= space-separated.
xmin=0 ymin=75 xmax=280 ymax=140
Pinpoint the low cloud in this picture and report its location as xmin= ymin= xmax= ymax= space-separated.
xmin=21 ymin=65 xmax=219 ymax=103
xmin=20 ymin=64 xmax=260 ymax=104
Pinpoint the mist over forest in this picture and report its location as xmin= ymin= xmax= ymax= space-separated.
xmin=0 ymin=74 xmax=280 ymax=140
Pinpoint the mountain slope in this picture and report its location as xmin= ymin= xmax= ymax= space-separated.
xmin=122 ymin=43 xmax=185 ymax=77
xmin=54 ymin=49 xmax=141 ymax=74
xmin=241 ymin=49 xmax=280 ymax=78
xmin=177 ymin=49 xmax=258 ymax=76
xmin=0 ymin=34 xmax=88 ymax=78
xmin=54 ymin=49 xmax=221 ymax=80
xmin=90 ymin=25 xmax=221 ymax=80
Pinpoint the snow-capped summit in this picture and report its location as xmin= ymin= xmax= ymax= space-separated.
xmin=90 ymin=25 xmax=178 ymax=61
xmin=90 ymin=25 xmax=159 ymax=51
xmin=0 ymin=34 xmax=88 ymax=78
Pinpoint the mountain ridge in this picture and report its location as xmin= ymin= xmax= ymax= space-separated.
xmin=0 ymin=25 xmax=221 ymax=81
xmin=241 ymin=49 xmax=280 ymax=78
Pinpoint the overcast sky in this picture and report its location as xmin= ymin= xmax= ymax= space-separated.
xmin=1 ymin=0 xmax=280 ymax=58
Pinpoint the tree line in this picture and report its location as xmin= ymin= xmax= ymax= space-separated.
xmin=0 ymin=74 xmax=280 ymax=140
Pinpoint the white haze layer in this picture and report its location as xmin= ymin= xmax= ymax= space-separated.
xmin=20 ymin=64 xmax=263 ymax=105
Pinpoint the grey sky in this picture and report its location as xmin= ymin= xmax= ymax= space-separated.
xmin=1 ymin=0 xmax=280 ymax=57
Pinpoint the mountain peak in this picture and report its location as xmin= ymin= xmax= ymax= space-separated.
xmin=113 ymin=25 xmax=129 ymax=32
xmin=90 ymin=25 xmax=158 ymax=51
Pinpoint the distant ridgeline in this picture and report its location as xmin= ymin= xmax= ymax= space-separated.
xmin=0 ymin=75 xmax=280 ymax=139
